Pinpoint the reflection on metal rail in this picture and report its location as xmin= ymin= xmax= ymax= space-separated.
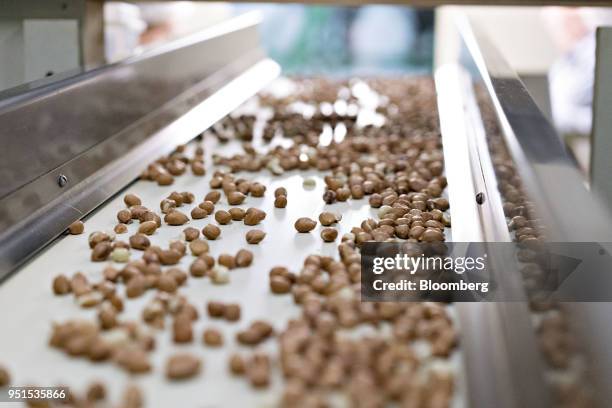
xmin=0 ymin=13 xmax=281 ymax=280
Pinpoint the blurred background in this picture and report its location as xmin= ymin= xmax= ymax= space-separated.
xmin=100 ymin=2 xmax=611 ymax=176
xmin=2 ymin=2 xmax=612 ymax=176
xmin=104 ymin=2 xmax=434 ymax=75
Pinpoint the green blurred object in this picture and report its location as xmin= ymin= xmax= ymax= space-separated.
xmin=282 ymin=7 xmax=349 ymax=74
xmin=233 ymin=4 xmax=433 ymax=75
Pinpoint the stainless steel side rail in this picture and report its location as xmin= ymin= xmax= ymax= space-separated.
xmin=440 ymin=12 xmax=612 ymax=408
xmin=0 ymin=13 xmax=281 ymax=280
xmin=458 ymin=14 xmax=612 ymax=407
xmin=458 ymin=16 xmax=612 ymax=243
xmin=436 ymin=63 xmax=551 ymax=408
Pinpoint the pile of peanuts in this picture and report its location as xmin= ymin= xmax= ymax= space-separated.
xmin=1 ymin=342 xmax=141 ymax=406
xmin=44 ymin=78 xmax=459 ymax=407
xmin=49 ymin=320 xmax=154 ymax=374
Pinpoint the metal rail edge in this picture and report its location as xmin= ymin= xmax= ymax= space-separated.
xmin=460 ymin=14 xmax=612 ymax=407
xmin=0 ymin=13 xmax=281 ymax=280
xmin=435 ymin=15 xmax=555 ymax=408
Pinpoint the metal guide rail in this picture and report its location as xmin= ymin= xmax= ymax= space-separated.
xmin=460 ymin=13 xmax=612 ymax=407
xmin=0 ymin=12 xmax=280 ymax=281
xmin=435 ymin=22 xmax=548 ymax=408
xmin=436 ymin=11 xmax=612 ymax=408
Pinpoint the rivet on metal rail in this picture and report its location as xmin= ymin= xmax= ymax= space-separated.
xmin=57 ymin=174 xmax=68 ymax=187
xmin=475 ymin=192 xmax=485 ymax=205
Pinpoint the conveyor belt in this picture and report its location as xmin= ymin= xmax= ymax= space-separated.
xmin=0 ymin=79 xmax=466 ymax=407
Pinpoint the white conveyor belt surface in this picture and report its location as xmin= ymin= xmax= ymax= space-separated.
xmin=0 ymin=88 xmax=465 ymax=408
